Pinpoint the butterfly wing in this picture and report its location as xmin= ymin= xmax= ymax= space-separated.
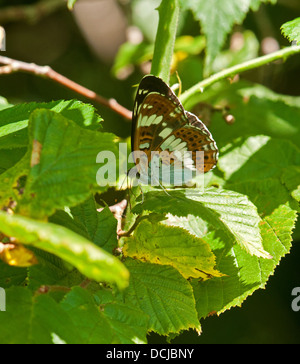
xmin=132 ymin=76 xmax=186 ymax=157
xmin=184 ymin=111 xmax=219 ymax=173
xmin=132 ymin=75 xmax=218 ymax=175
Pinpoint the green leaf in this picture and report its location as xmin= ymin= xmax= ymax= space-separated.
xmin=71 ymin=197 xmax=118 ymax=254
xmin=121 ymin=259 xmax=201 ymax=335
xmin=0 ymin=261 xmax=27 ymax=288
xmin=49 ymin=209 xmax=91 ymax=240
xmin=61 ymin=287 xmax=149 ymax=344
xmin=0 ymin=285 xmax=148 ymax=344
xmin=0 ymin=151 xmax=30 ymax=209
xmin=103 ymin=302 xmax=149 ymax=344
xmin=27 ymin=249 xmax=84 ymax=293
xmin=281 ymin=17 xmax=300 ymax=45
xmin=186 ymin=81 xmax=300 ymax=149
xmin=0 ymin=287 xmax=81 ymax=344
xmin=113 ymin=36 xmax=205 ymax=79
xmin=190 ymin=133 xmax=298 ymax=318
xmin=180 ymin=0 xmax=252 ymax=74
xmin=180 ymin=0 xmax=277 ymax=74
xmin=113 ymin=42 xmax=154 ymax=78
xmin=0 ymin=100 xmax=102 ymax=150
xmin=0 ymin=212 xmax=129 ymax=289
xmin=0 ymin=148 xmax=26 ymax=175
xmin=123 ymin=219 xmax=224 ymax=279
xmin=133 ymin=188 xmax=270 ymax=259
xmin=281 ymin=166 xmax=300 ymax=202
xmin=17 ymin=109 xmax=118 ymax=218
xmin=0 ymin=96 xmax=11 ymax=110
xmin=193 ymin=179 xmax=297 ymax=319
xmin=219 ymin=136 xmax=300 ymax=187
xmin=212 ymin=30 xmax=259 ymax=73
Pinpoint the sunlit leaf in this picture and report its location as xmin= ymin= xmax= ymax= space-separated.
xmin=122 ymin=259 xmax=201 ymax=335
xmin=0 ymin=212 xmax=129 ymax=289
xmin=281 ymin=17 xmax=300 ymax=45
xmin=17 ymin=109 xmax=118 ymax=219
xmin=123 ymin=219 xmax=224 ymax=279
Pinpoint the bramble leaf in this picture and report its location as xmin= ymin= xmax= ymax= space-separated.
xmin=17 ymin=109 xmax=118 ymax=218
xmin=123 ymin=219 xmax=224 ymax=279
xmin=0 ymin=287 xmax=80 ymax=344
xmin=0 ymin=100 xmax=102 ymax=150
xmin=121 ymin=259 xmax=201 ymax=335
xmin=281 ymin=17 xmax=300 ymax=45
xmin=0 ymin=212 xmax=129 ymax=289
xmin=61 ymin=287 xmax=149 ymax=344
xmin=133 ymin=188 xmax=270 ymax=258
xmin=180 ymin=0 xmax=251 ymax=73
xmin=71 ymin=197 xmax=118 ymax=254
xmin=192 ymin=180 xmax=297 ymax=319
xmin=180 ymin=0 xmax=277 ymax=73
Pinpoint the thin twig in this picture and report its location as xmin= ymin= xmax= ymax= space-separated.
xmin=180 ymin=45 xmax=300 ymax=104
xmin=0 ymin=0 xmax=66 ymax=25
xmin=0 ymin=56 xmax=133 ymax=120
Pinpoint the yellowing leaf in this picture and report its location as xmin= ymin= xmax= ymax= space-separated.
xmin=0 ymin=243 xmax=38 ymax=267
xmin=123 ymin=220 xmax=224 ymax=280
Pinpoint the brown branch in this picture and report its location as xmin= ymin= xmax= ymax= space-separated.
xmin=0 ymin=56 xmax=133 ymax=120
xmin=0 ymin=0 xmax=66 ymax=25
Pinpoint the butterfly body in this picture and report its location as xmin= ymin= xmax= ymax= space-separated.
xmin=131 ymin=75 xmax=218 ymax=186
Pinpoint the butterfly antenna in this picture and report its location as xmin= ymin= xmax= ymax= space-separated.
xmin=175 ymin=71 xmax=182 ymax=98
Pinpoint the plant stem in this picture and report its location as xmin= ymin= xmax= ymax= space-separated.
xmin=180 ymin=45 xmax=300 ymax=105
xmin=151 ymin=0 xmax=180 ymax=84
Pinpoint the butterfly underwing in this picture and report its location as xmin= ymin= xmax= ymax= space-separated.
xmin=131 ymin=75 xmax=219 ymax=186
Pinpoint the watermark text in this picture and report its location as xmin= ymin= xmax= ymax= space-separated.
xmin=96 ymin=143 xmax=205 ymax=189
xmin=291 ymin=287 xmax=300 ymax=312
xmin=0 ymin=287 xmax=6 ymax=311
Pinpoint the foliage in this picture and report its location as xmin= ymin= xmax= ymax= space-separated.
xmin=179 ymin=0 xmax=277 ymax=74
xmin=0 ymin=0 xmax=299 ymax=344
xmin=281 ymin=17 xmax=300 ymax=45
